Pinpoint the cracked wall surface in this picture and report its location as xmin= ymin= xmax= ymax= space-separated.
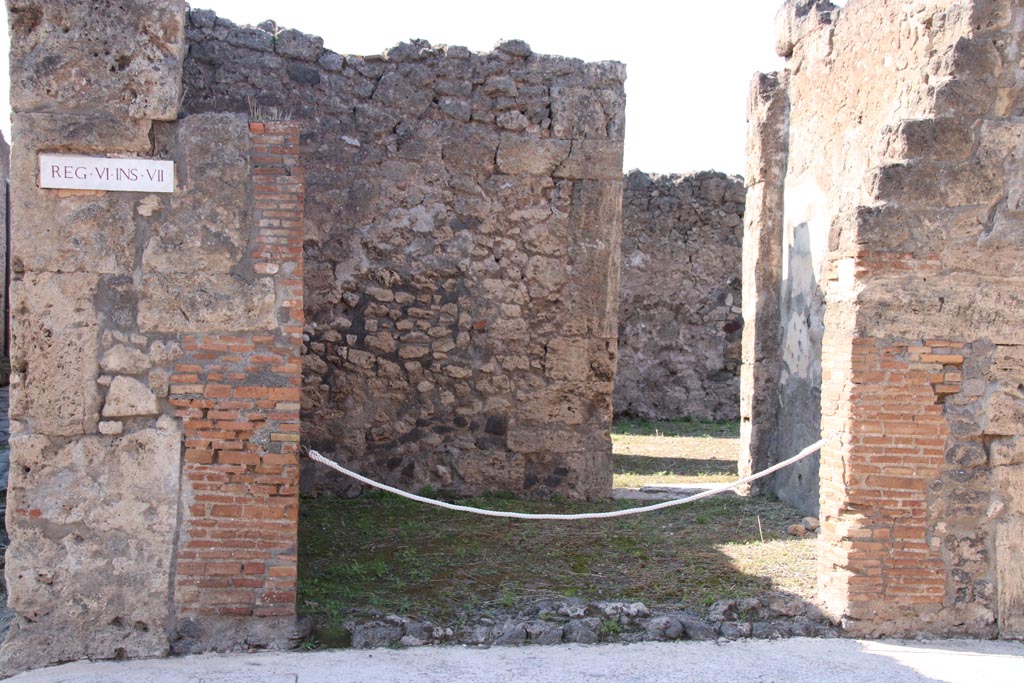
xmin=615 ymin=170 xmax=744 ymax=421
xmin=182 ymin=11 xmax=626 ymax=500
xmin=744 ymin=0 xmax=1024 ymax=637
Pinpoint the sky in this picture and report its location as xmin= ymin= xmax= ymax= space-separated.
xmin=0 ymin=1 xmax=797 ymax=176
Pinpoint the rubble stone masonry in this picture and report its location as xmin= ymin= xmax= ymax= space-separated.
xmin=1 ymin=0 xmax=625 ymax=673
xmin=182 ymin=11 xmax=626 ymax=499
xmin=615 ymin=170 xmax=744 ymax=422
xmin=745 ymin=0 xmax=1024 ymax=637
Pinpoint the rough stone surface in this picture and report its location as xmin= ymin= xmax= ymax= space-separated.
xmin=743 ymin=0 xmax=1024 ymax=638
xmin=182 ymin=12 xmax=626 ymax=500
xmin=100 ymin=345 xmax=152 ymax=375
xmin=774 ymin=0 xmax=838 ymax=58
xmin=1 ymin=424 xmax=182 ymax=673
xmin=169 ymin=616 xmax=310 ymax=656
xmin=0 ymin=132 xmax=8 ymax=363
xmin=3 ymin=2 xmax=304 ymax=673
xmin=138 ymin=272 xmax=277 ymax=334
xmin=98 ymin=420 xmax=124 ymax=436
xmin=101 ymin=376 xmax=160 ymax=417
xmin=615 ymin=170 xmax=744 ymax=420
xmin=7 ymin=0 xmax=186 ymax=119
xmin=738 ymin=71 xmax=789 ymax=501
xmin=137 ymin=115 xmax=279 ymax=333
xmin=8 ymin=114 xmax=143 ymax=275
xmin=8 ymin=272 xmax=101 ymax=438
xmin=331 ymin=595 xmax=834 ymax=650
xmin=2 ymin=0 xmax=631 ymax=674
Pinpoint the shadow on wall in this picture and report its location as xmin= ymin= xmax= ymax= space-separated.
xmin=775 ymin=220 xmax=825 ymax=515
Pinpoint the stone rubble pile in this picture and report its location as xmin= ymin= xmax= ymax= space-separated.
xmin=340 ymin=594 xmax=836 ymax=649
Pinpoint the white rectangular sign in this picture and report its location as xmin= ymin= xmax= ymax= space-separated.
xmin=39 ymin=154 xmax=175 ymax=193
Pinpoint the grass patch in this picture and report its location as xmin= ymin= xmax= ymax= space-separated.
xmin=298 ymin=419 xmax=816 ymax=641
xmin=613 ymin=417 xmax=740 ymax=487
xmin=298 ymin=488 xmax=814 ymax=636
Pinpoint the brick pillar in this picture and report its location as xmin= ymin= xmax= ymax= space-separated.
xmin=819 ymin=335 xmax=961 ymax=631
xmin=170 ymin=122 xmax=305 ymax=648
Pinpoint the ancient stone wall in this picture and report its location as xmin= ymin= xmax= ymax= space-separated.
xmin=2 ymin=0 xmax=303 ymax=672
xmin=2 ymin=0 xmax=625 ymax=672
xmin=1 ymin=131 xmax=9 ymax=364
xmin=615 ymin=170 xmax=743 ymax=421
xmin=182 ymin=11 xmax=626 ymax=499
xmin=738 ymin=71 xmax=789 ymax=501
xmin=745 ymin=0 xmax=1024 ymax=638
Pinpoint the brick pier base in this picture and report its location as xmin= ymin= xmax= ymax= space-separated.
xmin=170 ymin=122 xmax=306 ymax=650
xmin=819 ymin=337 xmax=963 ymax=632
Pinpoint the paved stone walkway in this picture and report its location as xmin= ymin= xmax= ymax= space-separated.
xmin=7 ymin=638 xmax=1024 ymax=682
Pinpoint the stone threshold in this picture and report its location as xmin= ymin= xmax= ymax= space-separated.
xmin=337 ymin=594 xmax=836 ymax=649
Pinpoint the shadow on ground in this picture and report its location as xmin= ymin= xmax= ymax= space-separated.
xmin=296 ymin=489 xmax=824 ymax=648
xmin=614 ymin=454 xmax=736 ymax=479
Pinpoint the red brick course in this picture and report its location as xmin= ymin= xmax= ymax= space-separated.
xmin=172 ymin=122 xmax=304 ymax=619
xmin=819 ymin=337 xmax=963 ymax=620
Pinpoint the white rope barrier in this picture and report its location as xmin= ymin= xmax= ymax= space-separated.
xmin=305 ymin=432 xmax=835 ymax=521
